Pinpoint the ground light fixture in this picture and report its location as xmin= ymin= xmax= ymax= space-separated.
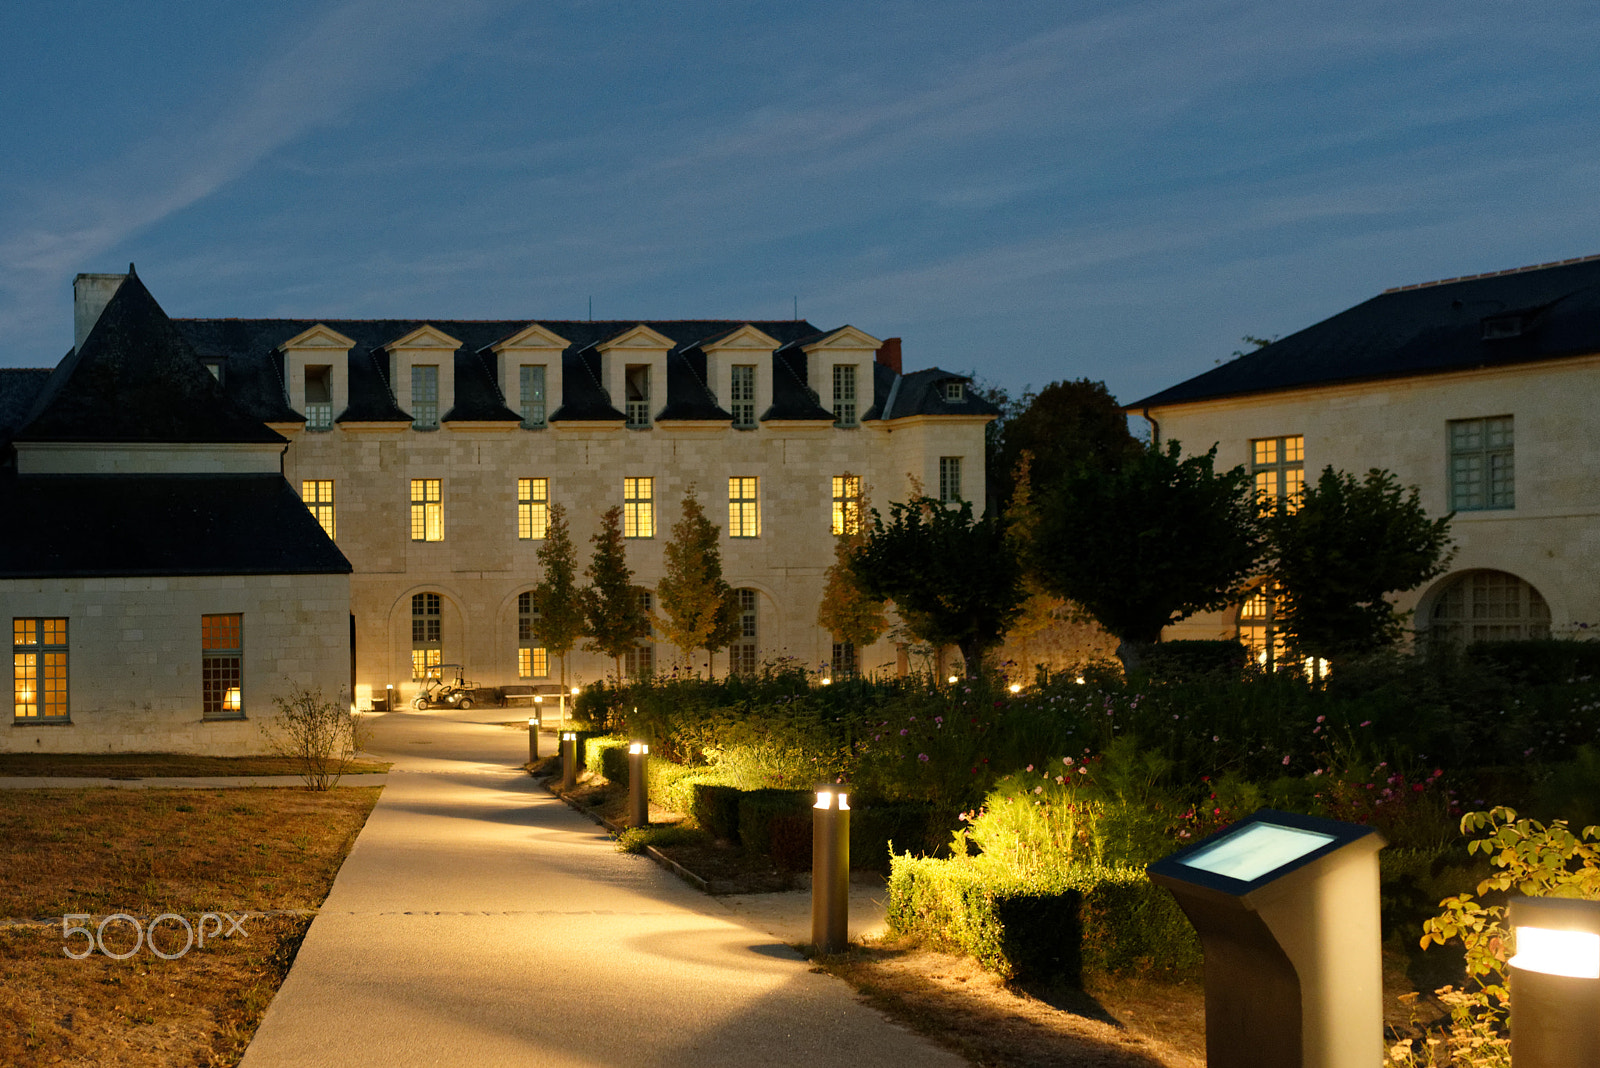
xmin=1508 ymin=896 xmax=1600 ymax=1067
xmin=820 ymin=677 xmax=832 ymax=686
xmin=1008 ymin=682 xmax=1022 ymax=694
xmin=946 ymin=674 xmax=959 ymax=685
xmin=627 ymin=742 xmax=649 ymax=827
xmin=384 ymin=683 xmax=393 ymax=711
xmin=560 ymin=731 xmax=578 ymax=791
xmin=812 ymin=785 xmax=850 ymax=954
xmin=527 ymin=700 xmax=541 ymax=762
xmin=1147 ymin=808 xmax=1385 ymax=1068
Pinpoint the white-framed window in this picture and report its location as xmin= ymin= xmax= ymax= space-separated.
xmin=412 ymin=594 xmax=442 ymax=680
xmin=1237 ymin=584 xmax=1281 ymax=668
xmin=517 ymin=592 xmax=548 ymax=678
xmin=730 ymin=364 xmax=756 ymax=428
xmin=518 ymin=478 xmax=549 ymax=540
xmin=520 ymin=365 xmax=547 ymax=428
xmin=1251 ymin=435 xmax=1304 ymax=511
xmin=410 ymin=479 xmax=443 ymax=542
xmin=302 ymin=480 xmax=335 ymax=540
xmin=201 ymin=614 xmax=243 ymax=720
xmin=832 ymin=364 xmax=858 ymax=427
xmin=626 ymin=590 xmax=655 ymax=678
xmin=13 ymin=618 xmax=68 ymax=721
xmin=728 ymin=477 xmax=759 ymax=538
xmin=942 ymin=381 xmax=965 ymax=403
xmin=939 ymin=457 xmax=963 ymax=503
xmin=305 ymin=365 xmax=333 ymax=430
xmin=831 ymin=642 xmax=857 ymax=680
xmin=831 ymin=475 xmax=861 ymax=535
xmin=1449 ymin=416 xmax=1514 ymax=511
xmin=624 ymin=477 xmax=654 ymax=539
xmin=625 ymin=365 xmax=651 ymax=428
xmin=412 ymin=365 xmax=439 ymax=430
xmin=730 ymin=589 xmax=758 ymax=676
xmin=1431 ymin=570 xmax=1549 ymax=644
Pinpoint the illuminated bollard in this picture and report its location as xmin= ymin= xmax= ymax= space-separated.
xmin=811 ymin=785 xmax=850 ymax=953
xmin=527 ymin=716 xmax=540 ymax=762
xmin=628 ymin=742 xmax=649 ymax=828
xmin=561 ymin=732 xmax=578 ymax=791
xmin=1508 ymin=896 xmax=1600 ymax=1068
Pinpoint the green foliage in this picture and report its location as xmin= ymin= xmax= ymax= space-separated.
xmin=1137 ymin=640 xmax=1249 ymax=683
xmin=850 ymin=496 xmax=1026 ymax=676
xmin=692 ymin=784 xmax=743 ymax=841
xmin=655 ymin=485 xmax=739 ymax=676
xmin=1267 ymin=467 xmax=1454 ymax=662
xmin=1465 ymin=639 xmax=1600 ymax=684
xmin=991 ymin=379 xmax=1140 ymax=508
xmin=529 ymin=502 xmax=587 ymax=684
xmin=615 ymin=824 xmax=705 ymax=855
xmin=736 ymin=789 xmax=813 ymax=865
xmin=816 ymin=519 xmax=889 ymax=652
xmin=1030 ymin=440 xmax=1261 ymax=658
xmin=582 ymin=506 xmax=650 ymax=680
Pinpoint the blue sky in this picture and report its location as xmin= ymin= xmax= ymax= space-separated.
xmin=3 ymin=0 xmax=1599 ymax=404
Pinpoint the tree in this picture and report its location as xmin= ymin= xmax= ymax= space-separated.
xmin=655 ymin=485 xmax=739 ymax=677
xmin=816 ymin=474 xmax=888 ymax=667
xmin=529 ymin=502 xmax=587 ymax=689
xmin=992 ymin=379 xmax=1141 ymax=509
xmin=1265 ymin=467 xmax=1454 ymax=663
xmin=849 ymin=497 xmax=1026 ymax=677
xmin=582 ymin=506 xmax=650 ymax=682
xmin=1029 ymin=440 xmax=1262 ymax=672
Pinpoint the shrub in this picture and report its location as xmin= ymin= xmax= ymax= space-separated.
xmin=692 ymin=784 xmax=743 ymax=842
xmin=1466 ymin=638 xmax=1600 ymax=684
xmin=1138 ymin=640 xmax=1248 ymax=683
xmin=616 ymin=824 xmax=706 ymax=855
xmin=584 ymin=735 xmax=628 ymax=783
xmin=737 ymin=789 xmax=812 ymax=860
xmin=267 ymin=687 xmax=359 ymax=791
xmin=850 ymin=800 xmax=954 ymax=872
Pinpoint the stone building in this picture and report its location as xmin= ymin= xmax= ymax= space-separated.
xmin=1127 ymin=255 xmax=1600 ymax=657
xmin=5 ymin=270 xmax=996 ymax=740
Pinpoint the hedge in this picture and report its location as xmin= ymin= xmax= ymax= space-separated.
xmin=887 ymin=853 xmax=1200 ymax=983
xmin=1139 ymin=640 xmax=1249 ymax=683
xmin=1466 ymin=639 xmax=1600 ymax=683
xmin=692 ymin=784 xmax=743 ymax=842
xmin=737 ymin=789 xmax=813 ymax=870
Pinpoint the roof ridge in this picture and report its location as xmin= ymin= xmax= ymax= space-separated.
xmin=1383 ymin=253 xmax=1600 ymax=293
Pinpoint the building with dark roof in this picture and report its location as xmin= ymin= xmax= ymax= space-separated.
xmin=4 ymin=271 xmax=996 ymax=735
xmin=1127 ymin=255 xmax=1600 ymax=654
xmin=2 ymin=270 xmax=352 ymax=754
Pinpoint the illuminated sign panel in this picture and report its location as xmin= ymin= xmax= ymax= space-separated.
xmin=1177 ymin=821 xmax=1337 ymax=883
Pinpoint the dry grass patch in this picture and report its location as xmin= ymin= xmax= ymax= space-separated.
xmin=0 ymin=753 xmax=389 ymax=778
xmin=0 ymin=787 xmax=378 ymax=1068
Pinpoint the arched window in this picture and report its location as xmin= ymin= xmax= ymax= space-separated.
xmin=517 ymin=592 xmax=547 ymax=678
xmin=1237 ymin=583 xmax=1281 ymax=667
xmin=730 ymin=589 xmax=758 ymax=676
xmin=411 ymin=593 xmax=442 ymax=679
xmin=1430 ymin=570 xmax=1550 ymax=645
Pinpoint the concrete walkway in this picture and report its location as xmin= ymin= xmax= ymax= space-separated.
xmin=239 ymin=709 xmax=968 ymax=1068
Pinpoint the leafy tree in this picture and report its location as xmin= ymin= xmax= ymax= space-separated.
xmin=1265 ymin=467 xmax=1454 ymax=662
xmin=529 ymin=502 xmax=587 ymax=689
xmin=655 ymin=485 xmax=739 ymax=677
xmin=816 ymin=473 xmax=888 ymax=664
xmin=1029 ymin=440 xmax=1262 ymax=672
xmin=993 ymin=379 xmax=1141 ymax=508
xmin=849 ymin=497 xmax=1026 ymax=677
xmin=582 ymin=506 xmax=650 ymax=682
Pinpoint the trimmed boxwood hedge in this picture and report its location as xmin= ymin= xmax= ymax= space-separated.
xmin=887 ymin=853 xmax=1200 ymax=983
xmin=692 ymin=784 xmax=743 ymax=842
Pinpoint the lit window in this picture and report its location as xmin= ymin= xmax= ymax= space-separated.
xmin=410 ymin=479 xmax=443 ymax=542
xmin=728 ymin=477 xmax=760 ymax=538
xmin=831 ymin=475 xmax=861 ymax=535
xmin=939 ymin=457 xmax=963 ymax=503
xmin=520 ymin=365 xmax=546 ymax=428
xmin=518 ymin=478 xmax=549 ymax=540
xmin=305 ymin=366 xmax=333 ymax=430
xmin=201 ymin=614 xmax=243 ymax=719
xmin=1432 ymin=570 xmax=1549 ymax=644
xmin=730 ymin=589 xmax=758 ymax=676
xmin=831 ymin=642 xmax=857 ymax=680
xmin=411 ymin=594 xmax=442 ymax=680
xmin=1237 ymin=584 xmax=1282 ymax=668
xmin=942 ymin=381 xmax=965 ymax=403
xmin=301 ymin=480 xmax=335 ymax=540
xmin=625 ymin=365 xmax=651 ymax=428
xmin=1449 ymin=417 xmax=1514 ymax=511
xmin=13 ymin=618 xmax=68 ymax=721
xmin=625 ymin=590 xmax=655 ymax=678
xmin=517 ymin=592 xmax=548 ymax=678
xmin=412 ymin=365 xmax=439 ymax=429
xmin=832 ymin=364 xmax=858 ymax=427
xmin=1251 ymin=435 xmax=1305 ymax=512
xmin=624 ymin=477 xmax=654 ymax=538
xmin=731 ymin=364 xmax=757 ymax=428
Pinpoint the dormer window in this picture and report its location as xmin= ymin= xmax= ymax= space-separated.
xmin=625 ymin=365 xmax=651 ymax=428
xmin=412 ymin=365 xmax=439 ymax=430
xmin=305 ymin=366 xmax=333 ymax=430
xmin=202 ymin=359 xmax=225 ymax=384
xmin=731 ymin=365 xmax=756 ymax=428
xmin=942 ymin=381 xmax=965 ymax=403
xmin=1482 ymin=314 xmax=1527 ymax=340
xmin=520 ymin=365 xmax=546 ymax=428
xmin=833 ymin=364 xmax=858 ymax=427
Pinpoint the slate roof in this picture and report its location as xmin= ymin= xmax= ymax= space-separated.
xmin=1128 ymin=255 xmax=1600 ymax=409
xmin=0 ymin=368 xmax=53 ymax=444
xmin=878 ymin=368 xmax=996 ymax=420
xmin=0 ymin=474 xmax=351 ymax=578
xmin=15 ymin=271 xmax=286 ymax=445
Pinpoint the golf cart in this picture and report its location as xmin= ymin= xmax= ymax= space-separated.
xmin=413 ymin=664 xmax=478 ymax=710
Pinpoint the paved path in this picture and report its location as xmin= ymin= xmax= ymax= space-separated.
xmin=239 ymin=709 xmax=967 ymax=1068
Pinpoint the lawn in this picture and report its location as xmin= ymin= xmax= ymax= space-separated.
xmin=0 ymin=787 xmax=380 ymax=1067
xmin=0 ymin=753 xmax=390 ymax=778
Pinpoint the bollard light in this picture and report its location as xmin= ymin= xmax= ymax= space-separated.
xmin=946 ymin=675 xmax=959 ymax=685
xmin=527 ymin=713 xmax=540 ymax=762
xmin=820 ymin=677 xmax=832 ymax=686
xmin=811 ymin=784 xmax=851 ymax=954
xmin=627 ymin=742 xmax=650 ymax=828
xmin=1508 ymin=896 xmax=1600 ymax=1068
xmin=385 ymin=683 xmax=393 ymax=711
xmin=1008 ymin=682 xmax=1022 ymax=694
xmin=560 ymin=731 xmax=578 ymax=791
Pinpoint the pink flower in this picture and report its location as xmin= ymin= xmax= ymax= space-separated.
xmin=1033 ymin=785 xmax=1043 ymax=794
xmin=1282 ymin=755 xmax=1292 ymax=765
xmin=1359 ymin=720 xmax=1371 ymax=727
xmin=1316 ymin=715 xmax=1325 ymax=723
xmin=899 ymin=729 xmax=908 ymax=736
xmin=1026 ymin=765 xmax=1034 ymax=772
xmin=918 ymin=753 xmax=930 ymax=763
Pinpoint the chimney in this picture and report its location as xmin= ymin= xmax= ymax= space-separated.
xmin=875 ymin=337 xmax=902 ymax=375
xmin=74 ymin=272 xmax=128 ymax=353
